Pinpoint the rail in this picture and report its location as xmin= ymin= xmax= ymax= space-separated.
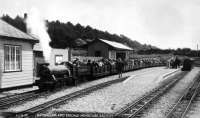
xmin=0 ymin=90 xmax=39 ymax=109
xmin=166 ymin=74 xmax=200 ymax=118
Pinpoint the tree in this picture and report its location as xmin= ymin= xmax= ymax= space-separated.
xmin=1 ymin=14 xmax=160 ymax=51
xmin=1 ymin=14 xmax=26 ymax=32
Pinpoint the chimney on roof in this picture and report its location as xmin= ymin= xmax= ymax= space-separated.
xmin=23 ymin=13 xmax=31 ymax=34
xmin=24 ymin=13 xmax=27 ymax=20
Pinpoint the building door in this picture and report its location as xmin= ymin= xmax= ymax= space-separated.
xmin=116 ymin=52 xmax=126 ymax=60
xmin=95 ymin=51 xmax=101 ymax=57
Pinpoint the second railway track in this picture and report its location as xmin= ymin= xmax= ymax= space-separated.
xmin=166 ymin=73 xmax=200 ymax=118
xmin=115 ymin=72 xmax=187 ymax=118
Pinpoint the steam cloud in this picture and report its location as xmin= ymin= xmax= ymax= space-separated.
xmin=26 ymin=7 xmax=51 ymax=62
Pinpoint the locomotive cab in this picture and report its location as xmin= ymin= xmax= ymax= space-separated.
xmin=35 ymin=63 xmax=55 ymax=91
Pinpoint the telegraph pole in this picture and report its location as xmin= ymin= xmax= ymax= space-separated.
xmin=197 ymin=44 xmax=199 ymax=57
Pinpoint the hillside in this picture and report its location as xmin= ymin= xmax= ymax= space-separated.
xmin=1 ymin=14 xmax=158 ymax=50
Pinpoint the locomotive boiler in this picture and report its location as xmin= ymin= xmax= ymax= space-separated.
xmin=35 ymin=62 xmax=73 ymax=91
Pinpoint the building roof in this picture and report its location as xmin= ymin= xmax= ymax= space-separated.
xmin=0 ymin=19 xmax=38 ymax=42
xmin=32 ymin=34 xmax=43 ymax=51
xmin=99 ymin=39 xmax=133 ymax=50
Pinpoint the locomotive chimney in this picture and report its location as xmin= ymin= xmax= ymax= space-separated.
xmin=24 ymin=13 xmax=27 ymax=20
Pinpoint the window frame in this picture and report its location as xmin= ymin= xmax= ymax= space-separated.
xmin=4 ymin=44 xmax=22 ymax=73
xmin=55 ymin=55 xmax=63 ymax=65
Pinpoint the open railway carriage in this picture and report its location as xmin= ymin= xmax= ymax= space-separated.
xmin=35 ymin=59 xmax=165 ymax=91
xmin=35 ymin=63 xmax=73 ymax=91
xmin=69 ymin=63 xmax=113 ymax=80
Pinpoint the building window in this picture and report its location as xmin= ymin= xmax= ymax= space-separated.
xmin=4 ymin=45 xmax=22 ymax=72
xmin=55 ymin=55 xmax=63 ymax=65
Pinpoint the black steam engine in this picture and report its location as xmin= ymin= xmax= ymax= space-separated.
xmin=35 ymin=63 xmax=73 ymax=91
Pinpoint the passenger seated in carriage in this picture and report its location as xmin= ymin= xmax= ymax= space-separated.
xmin=73 ymin=58 xmax=81 ymax=67
xmin=167 ymin=56 xmax=181 ymax=69
xmin=87 ymin=60 xmax=92 ymax=66
xmin=174 ymin=57 xmax=181 ymax=68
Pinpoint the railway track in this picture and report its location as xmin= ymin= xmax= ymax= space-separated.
xmin=184 ymin=89 xmax=200 ymax=118
xmin=166 ymin=74 xmax=200 ymax=118
xmin=114 ymin=72 xmax=187 ymax=118
xmin=0 ymin=90 xmax=40 ymax=109
xmin=10 ymin=76 xmax=129 ymax=118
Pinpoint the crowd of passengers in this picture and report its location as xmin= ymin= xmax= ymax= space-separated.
xmin=167 ymin=56 xmax=181 ymax=69
xmin=70 ymin=57 xmax=163 ymax=69
xmin=61 ymin=57 xmax=164 ymax=78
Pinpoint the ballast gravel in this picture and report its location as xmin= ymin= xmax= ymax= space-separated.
xmin=5 ymin=67 xmax=176 ymax=113
xmin=46 ymin=68 xmax=178 ymax=113
xmin=140 ymin=67 xmax=200 ymax=118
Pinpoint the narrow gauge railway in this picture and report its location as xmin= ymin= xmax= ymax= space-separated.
xmin=185 ymin=81 xmax=200 ymax=118
xmin=0 ymin=90 xmax=39 ymax=109
xmin=10 ymin=76 xmax=129 ymax=118
xmin=166 ymin=74 xmax=200 ymax=118
xmin=113 ymin=72 xmax=187 ymax=118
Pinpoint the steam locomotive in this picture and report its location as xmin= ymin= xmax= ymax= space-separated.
xmin=35 ymin=63 xmax=73 ymax=91
xmin=35 ymin=61 xmax=164 ymax=91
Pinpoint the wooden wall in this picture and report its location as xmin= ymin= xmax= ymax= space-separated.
xmin=88 ymin=41 xmax=109 ymax=58
xmin=49 ymin=48 xmax=69 ymax=66
xmin=0 ymin=38 xmax=34 ymax=88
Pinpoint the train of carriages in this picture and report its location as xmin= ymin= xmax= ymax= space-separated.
xmin=35 ymin=57 xmax=193 ymax=91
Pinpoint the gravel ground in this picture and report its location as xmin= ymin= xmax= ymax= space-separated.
xmin=140 ymin=67 xmax=200 ymax=118
xmin=5 ymin=67 xmax=167 ymax=112
xmin=45 ymin=68 xmax=178 ymax=114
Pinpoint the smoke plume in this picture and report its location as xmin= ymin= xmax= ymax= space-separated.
xmin=26 ymin=7 xmax=51 ymax=62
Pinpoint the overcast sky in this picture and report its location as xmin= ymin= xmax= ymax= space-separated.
xmin=0 ymin=0 xmax=200 ymax=49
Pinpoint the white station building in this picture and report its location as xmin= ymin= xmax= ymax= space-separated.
xmin=0 ymin=19 xmax=38 ymax=90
